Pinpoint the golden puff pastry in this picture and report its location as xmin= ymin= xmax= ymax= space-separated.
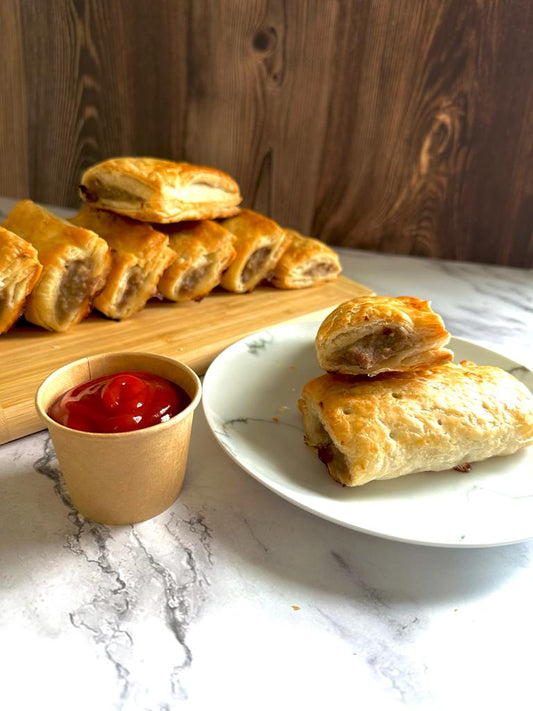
xmin=298 ymin=361 xmax=533 ymax=487
xmin=157 ymin=220 xmax=236 ymax=302
xmin=315 ymin=295 xmax=452 ymax=376
xmin=219 ymin=209 xmax=289 ymax=293
xmin=70 ymin=206 xmax=175 ymax=320
xmin=0 ymin=225 xmax=42 ymax=334
xmin=3 ymin=200 xmax=110 ymax=332
xmin=269 ymin=229 xmax=342 ymax=289
xmin=79 ymin=157 xmax=242 ymax=223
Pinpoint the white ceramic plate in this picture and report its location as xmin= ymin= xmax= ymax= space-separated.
xmin=202 ymin=322 xmax=533 ymax=547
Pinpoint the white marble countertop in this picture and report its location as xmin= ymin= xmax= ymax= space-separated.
xmin=1 ymin=196 xmax=533 ymax=710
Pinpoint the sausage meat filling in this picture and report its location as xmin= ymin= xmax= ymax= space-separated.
xmin=241 ymin=247 xmax=271 ymax=285
xmin=338 ymin=325 xmax=413 ymax=370
xmin=118 ymin=266 xmax=144 ymax=309
xmin=56 ymin=259 xmax=94 ymax=325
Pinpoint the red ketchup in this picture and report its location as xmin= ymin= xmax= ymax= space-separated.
xmin=48 ymin=370 xmax=190 ymax=433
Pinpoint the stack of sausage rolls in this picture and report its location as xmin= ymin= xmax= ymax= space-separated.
xmin=298 ymin=296 xmax=533 ymax=486
xmin=0 ymin=157 xmax=341 ymax=333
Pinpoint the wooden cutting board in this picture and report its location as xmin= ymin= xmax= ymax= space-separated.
xmin=0 ymin=276 xmax=372 ymax=444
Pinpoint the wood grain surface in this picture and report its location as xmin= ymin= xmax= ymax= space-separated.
xmin=0 ymin=275 xmax=372 ymax=444
xmin=1 ymin=0 xmax=532 ymax=267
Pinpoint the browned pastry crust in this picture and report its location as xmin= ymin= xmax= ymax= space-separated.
xmin=269 ymin=229 xmax=342 ymax=289
xmin=0 ymin=225 xmax=43 ymax=334
xmin=70 ymin=206 xmax=175 ymax=320
xmin=315 ymin=295 xmax=452 ymax=376
xmin=3 ymin=200 xmax=110 ymax=332
xmin=298 ymin=361 xmax=533 ymax=487
xmin=157 ymin=220 xmax=236 ymax=302
xmin=218 ymin=209 xmax=290 ymax=293
xmin=79 ymin=157 xmax=242 ymax=223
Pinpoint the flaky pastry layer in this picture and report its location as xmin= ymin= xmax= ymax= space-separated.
xmin=0 ymin=225 xmax=43 ymax=333
xmin=3 ymin=200 xmax=110 ymax=331
xmin=315 ymin=295 xmax=452 ymax=376
xmin=219 ymin=209 xmax=289 ymax=293
xmin=157 ymin=220 xmax=236 ymax=302
xmin=269 ymin=229 xmax=342 ymax=289
xmin=79 ymin=157 xmax=242 ymax=222
xmin=70 ymin=206 xmax=175 ymax=320
xmin=298 ymin=361 xmax=533 ymax=487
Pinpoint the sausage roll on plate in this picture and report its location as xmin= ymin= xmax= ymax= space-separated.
xmin=0 ymin=225 xmax=42 ymax=334
xmin=157 ymin=220 xmax=236 ymax=302
xmin=315 ymin=295 xmax=452 ymax=376
xmin=70 ymin=206 xmax=175 ymax=320
xmin=79 ymin=157 xmax=242 ymax=223
xmin=3 ymin=200 xmax=110 ymax=332
xmin=219 ymin=209 xmax=289 ymax=293
xmin=299 ymin=361 xmax=533 ymax=487
xmin=269 ymin=229 xmax=341 ymax=289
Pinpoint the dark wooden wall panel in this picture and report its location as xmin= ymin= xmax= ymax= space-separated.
xmin=0 ymin=1 xmax=29 ymax=197
xmin=1 ymin=0 xmax=532 ymax=267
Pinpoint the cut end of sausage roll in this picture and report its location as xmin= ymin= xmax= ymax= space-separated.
xmin=70 ymin=205 xmax=175 ymax=320
xmin=79 ymin=157 xmax=242 ymax=223
xmin=0 ymin=225 xmax=43 ymax=334
xmin=157 ymin=219 xmax=236 ymax=302
xmin=269 ymin=229 xmax=342 ymax=289
xmin=219 ymin=209 xmax=290 ymax=293
xmin=298 ymin=362 xmax=533 ymax=487
xmin=315 ymin=295 xmax=452 ymax=376
xmin=3 ymin=200 xmax=111 ymax=332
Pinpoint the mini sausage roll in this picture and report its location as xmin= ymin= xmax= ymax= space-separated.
xmin=79 ymin=157 xmax=242 ymax=223
xmin=269 ymin=229 xmax=342 ymax=289
xmin=0 ymin=225 xmax=42 ymax=334
xmin=157 ymin=220 xmax=236 ymax=302
xmin=299 ymin=361 xmax=533 ymax=487
xmin=218 ymin=209 xmax=289 ymax=293
xmin=3 ymin=200 xmax=110 ymax=332
xmin=315 ymin=295 xmax=452 ymax=376
xmin=70 ymin=206 xmax=175 ymax=320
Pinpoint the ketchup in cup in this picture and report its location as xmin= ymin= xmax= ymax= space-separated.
xmin=48 ymin=370 xmax=190 ymax=433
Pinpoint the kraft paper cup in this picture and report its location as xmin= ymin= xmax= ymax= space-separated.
xmin=35 ymin=352 xmax=202 ymax=525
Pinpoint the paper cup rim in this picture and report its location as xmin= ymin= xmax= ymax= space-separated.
xmin=35 ymin=351 xmax=202 ymax=439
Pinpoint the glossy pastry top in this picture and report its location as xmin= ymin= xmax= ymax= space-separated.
xmin=299 ymin=360 xmax=533 ymax=486
xmin=70 ymin=205 xmax=172 ymax=258
xmin=318 ymin=295 xmax=448 ymax=340
xmin=79 ymin=157 xmax=242 ymax=222
xmin=3 ymin=200 xmax=107 ymax=261
xmin=0 ymin=223 xmax=40 ymax=264
xmin=220 ymin=209 xmax=284 ymax=239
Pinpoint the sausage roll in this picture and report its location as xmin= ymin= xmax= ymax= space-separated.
xmin=3 ymin=200 xmax=110 ymax=332
xmin=70 ymin=206 xmax=175 ymax=320
xmin=315 ymin=295 xmax=452 ymax=376
xmin=0 ymin=225 xmax=43 ymax=334
xmin=219 ymin=209 xmax=289 ymax=293
xmin=79 ymin=157 xmax=242 ymax=223
xmin=157 ymin=220 xmax=236 ymax=302
xmin=269 ymin=229 xmax=342 ymax=289
xmin=299 ymin=361 xmax=533 ymax=487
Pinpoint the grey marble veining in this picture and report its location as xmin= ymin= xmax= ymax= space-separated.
xmin=1 ymin=195 xmax=533 ymax=710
